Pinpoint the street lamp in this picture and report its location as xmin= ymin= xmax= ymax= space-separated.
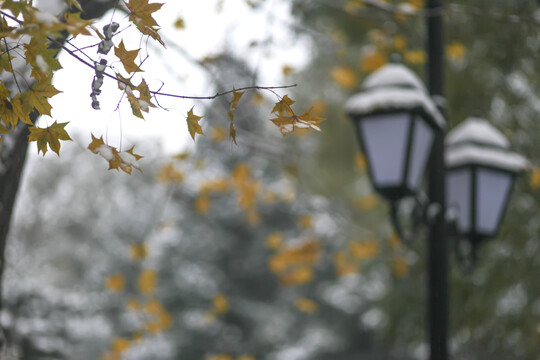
xmin=346 ymin=63 xmax=445 ymax=202
xmin=446 ymin=117 xmax=528 ymax=258
xmin=346 ymin=63 xmax=527 ymax=360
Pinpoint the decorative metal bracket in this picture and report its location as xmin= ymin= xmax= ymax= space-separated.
xmin=391 ymin=194 xmax=479 ymax=271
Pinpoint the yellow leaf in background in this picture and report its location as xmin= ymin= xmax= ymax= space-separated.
xmin=348 ymin=239 xmax=379 ymax=260
xmin=262 ymin=190 xmax=277 ymax=204
xmin=106 ymin=274 xmax=125 ymax=292
xmin=294 ymin=297 xmax=318 ymax=314
xmin=186 ymin=107 xmax=204 ymax=141
xmin=251 ymin=92 xmax=265 ymax=106
xmin=130 ymin=242 xmax=148 ymax=260
xmin=266 ymin=232 xmax=283 ymax=249
xmin=213 ymin=293 xmax=229 ymax=314
xmin=115 ymin=41 xmax=141 ymax=73
xmin=330 ymin=66 xmax=357 ymax=90
xmin=138 ymin=269 xmax=157 ymax=295
xmin=334 ymin=251 xmax=358 ymax=276
xmin=203 ymin=311 xmax=216 ymax=324
xmin=389 ymin=232 xmax=402 ymax=249
xmin=281 ymin=266 xmax=313 ymax=285
xmin=28 ymin=121 xmax=72 ymax=156
xmin=112 ymin=338 xmax=130 ymax=353
xmin=208 ymin=355 xmax=233 ymax=360
xmin=232 ymin=163 xmax=251 ymax=185
xmin=392 ymin=35 xmax=407 ymax=51
xmin=530 ymin=168 xmax=540 ymax=189
xmin=355 ymin=153 xmax=366 ymax=170
xmin=344 ymin=0 xmax=365 ymax=14
xmin=360 ymin=51 xmax=386 ymax=73
xmin=156 ymin=163 xmax=185 ymax=183
xmin=145 ymin=298 xmax=165 ymax=315
xmin=127 ymin=298 xmax=140 ymax=311
xmin=173 ymin=17 xmax=185 ymax=29
xmin=310 ymin=99 xmax=327 ymax=116
xmin=299 ymin=215 xmax=312 ymax=229
xmin=408 ymin=0 xmax=424 ymax=10
xmin=246 ymin=210 xmax=261 ymax=226
xmin=355 ymin=195 xmax=378 ymax=210
xmin=404 ymin=49 xmax=426 ymax=65
xmin=21 ymin=78 xmax=61 ymax=116
xmin=391 ymin=256 xmax=409 ymax=278
xmin=446 ymin=42 xmax=466 ymax=61
xmin=195 ymin=195 xmax=210 ymax=213
xmin=282 ymin=65 xmax=294 ymax=76
xmin=211 ymin=126 xmax=227 ymax=142
xmin=238 ymin=355 xmax=256 ymax=360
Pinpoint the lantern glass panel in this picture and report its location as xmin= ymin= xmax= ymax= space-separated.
xmin=447 ymin=168 xmax=471 ymax=233
xmin=360 ymin=113 xmax=410 ymax=186
xmin=407 ymin=116 xmax=434 ymax=190
xmin=476 ymin=168 xmax=513 ymax=235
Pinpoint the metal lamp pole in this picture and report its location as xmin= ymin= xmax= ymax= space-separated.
xmin=426 ymin=0 xmax=449 ymax=359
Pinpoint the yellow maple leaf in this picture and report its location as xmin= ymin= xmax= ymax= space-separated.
xmin=65 ymin=0 xmax=83 ymax=11
xmin=124 ymin=0 xmax=165 ymax=46
xmin=106 ymin=274 xmax=125 ymax=292
xmin=138 ymin=268 xmax=157 ymax=295
xmin=271 ymin=95 xmax=295 ymax=115
xmin=271 ymin=108 xmax=325 ymax=136
xmin=186 ymin=107 xmax=204 ymax=141
xmin=28 ymin=121 xmax=72 ymax=156
xmin=114 ymin=40 xmax=141 ymax=73
xmin=330 ymin=66 xmax=357 ymax=90
xmin=21 ymin=79 xmax=61 ymax=116
xmin=227 ymin=89 xmax=245 ymax=144
xmin=64 ymin=12 xmax=92 ymax=37
xmin=0 ymin=93 xmax=27 ymax=127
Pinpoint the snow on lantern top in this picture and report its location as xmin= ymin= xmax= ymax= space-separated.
xmin=446 ymin=117 xmax=529 ymax=172
xmin=345 ymin=63 xmax=445 ymax=129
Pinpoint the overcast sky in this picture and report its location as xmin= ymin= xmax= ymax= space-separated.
xmin=39 ymin=0 xmax=310 ymax=156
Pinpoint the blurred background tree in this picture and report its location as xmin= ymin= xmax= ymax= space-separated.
xmin=2 ymin=0 xmax=540 ymax=359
